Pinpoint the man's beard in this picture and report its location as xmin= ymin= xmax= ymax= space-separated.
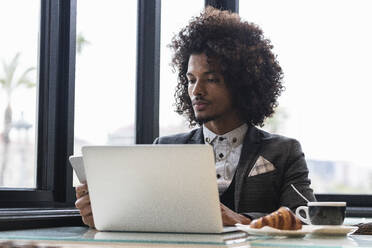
xmin=195 ymin=115 xmax=218 ymax=125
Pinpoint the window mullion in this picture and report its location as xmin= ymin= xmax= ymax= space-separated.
xmin=204 ymin=0 xmax=239 ymax=13
xmin=36 ymin=0 xmax=76 ymax=205
xmin=36 ymin=0 xmax=59 ymax=191
xmin=135 ymin=0 xmax=161 ymax=144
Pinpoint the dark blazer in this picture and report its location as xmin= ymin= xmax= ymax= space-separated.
xmin=154 ymin=125 xmax=316 ymax=219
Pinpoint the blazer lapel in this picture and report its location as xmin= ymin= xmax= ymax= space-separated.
xmin=184 ymin=126 xmax=263 ymax=211
xmin=234 ymin=125 xmax=263 ymax=211
xmin=187 ymin=127 xmax=205 ymax=144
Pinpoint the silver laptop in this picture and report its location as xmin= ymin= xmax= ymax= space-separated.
xmin=81 ymin=145 xmax=237 ymax=233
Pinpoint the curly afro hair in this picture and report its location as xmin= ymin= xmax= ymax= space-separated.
xmin=169 ymin=6 xmax=284 ymax=127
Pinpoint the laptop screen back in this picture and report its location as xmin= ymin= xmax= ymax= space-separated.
xmin=82 ymin=145 xmax=224 ymax=233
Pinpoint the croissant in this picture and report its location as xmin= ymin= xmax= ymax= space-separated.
xmin=250 ymin=206 xmax=302 ymax=230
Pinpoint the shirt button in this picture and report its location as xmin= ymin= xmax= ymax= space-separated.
xmin=217 ymin=174 xmax=221 ymax=179
xmin=219 ymin=137 xmax=224 ymax=141
xmin=219 ymin=153 xmax=224 ymax=158
xmin=232 ymin=137 xmax=237 ymax=143
xmin=206 ymin=137 xmax=210 ymax=143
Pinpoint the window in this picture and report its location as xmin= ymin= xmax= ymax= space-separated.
xmin=240 ymin=0 xmax=372 ymax=195
xmin=73 ymin=1 xmax=138 ymax=185
xmin=1 ymin=0 xmax=371 ymax=231
xmin=0 ymin=0 xmax=38 ymax=188
xmin=0 ymin=0 xmax=160 ymax=229
xmin=74 ymin=0 xmax=137 ymax=157
xmin=159 ymin=0 xmax=204 ymax=136
xmin=0 ymin=0 xmax=81 ymax=229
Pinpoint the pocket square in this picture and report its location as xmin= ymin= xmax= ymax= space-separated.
xmin=248 ymin=156 xmax=275 ymax=177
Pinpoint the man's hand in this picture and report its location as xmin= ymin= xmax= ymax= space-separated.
xmin=220 ymin=203 xmax=251 ymax=226
xmin=75 ymin=183 xmax=95 ymax=228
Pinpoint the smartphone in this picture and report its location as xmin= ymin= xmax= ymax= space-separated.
xmin=69 ymin=155 xmax=86 ymax=183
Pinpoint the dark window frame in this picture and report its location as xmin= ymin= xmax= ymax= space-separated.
xmin=0 ymin=0 xmax=77 ymax=208
xmin=205 ymin=0 xmax=238 ymax=12
xmin=0 ymin=0 xmax=81 ymax=229
xmin=0 ymin=0 xmax=371 ymax=231
xmin=136 ymin=0 xmax=161 ymax=144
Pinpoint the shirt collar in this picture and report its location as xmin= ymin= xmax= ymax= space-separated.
xmin=203 ymin=123 xmax=248 ymax=148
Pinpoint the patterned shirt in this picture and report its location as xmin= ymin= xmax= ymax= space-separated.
xmin=203 ymin=123 xmax=248 ymax=194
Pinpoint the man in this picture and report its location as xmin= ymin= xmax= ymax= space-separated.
xmin=75 ymin=7 xmax=315 ymax=228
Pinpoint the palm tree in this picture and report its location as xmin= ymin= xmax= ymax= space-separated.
xmin=76 ymin=32 xmax=90 ymax=55
xmin=0 ymin=53 xmax=35 ymax=185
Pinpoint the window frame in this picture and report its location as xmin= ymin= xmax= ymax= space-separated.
xmin=0 ymin=0 xmax=81 ymax=229
xmin=136 ymin=0 xmax=161 ymax=144
xmin=226 ymin=0 xmax=372 ymax=216
xmin=206 ymin=0 xmax=372 ymax=217
xmin=0 ymin=0 xmax=163 ymax=230
xmin=0 ymin=0 xmax=371 ymax=231
xmin=0 ymin=0 xmax=77 ymax=207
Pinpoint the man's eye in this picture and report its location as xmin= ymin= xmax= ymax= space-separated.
xmin=188 ymin=79 xmax=196 ymax=84
xmin=207 ymin=78 xmax=219 ymax=83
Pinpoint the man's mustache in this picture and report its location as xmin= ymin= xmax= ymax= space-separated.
xmin=191 ymin=97 xmax=210 ymax=106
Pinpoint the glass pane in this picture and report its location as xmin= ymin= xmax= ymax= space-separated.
xmin=240 ymin=0 xmax=372 ymax=194
xmin=0 ymin=0 xmax=39 ymax=188
xmin=74 ymin=1 xmax=137 ymax=169
xmin=159 ymin=0 xmax=204 ymax=136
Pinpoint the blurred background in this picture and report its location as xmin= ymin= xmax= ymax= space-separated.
xmin=1 ymin=0 xmax=371 ymax=193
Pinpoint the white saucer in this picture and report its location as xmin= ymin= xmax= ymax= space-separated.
xmin=309 ymin=225 xmax=359 ymax=236
xmin=235 ymin=224 xmax=358 ymax=237
xmin=235 ymin=224 xmax=312 ymax=237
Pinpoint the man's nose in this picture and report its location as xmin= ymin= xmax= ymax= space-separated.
xmin=192 ymin=80 xmax=205 ymax=96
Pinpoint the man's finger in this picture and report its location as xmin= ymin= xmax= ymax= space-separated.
xmin=220 ymin=206 xmax=225 ymax=214
xmin=75 ymin=183 xmax=88 ymax=192
xmin=76 ymin=190 xmax=89 ymax=199
xmin=75 ymin=194 xmax=91 ymax=209
xmin=220 ymin=203 xmax=251 ymax=225
xmin=75 ymin=184 xmax=89 ymax=198
xmin=82 ymin=214 xmax=95 ymax=228
xmin=79 ymin=204 xmax=93 ymax=217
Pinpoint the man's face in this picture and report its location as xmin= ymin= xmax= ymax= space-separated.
xmin=186 ymin=53 xmax=235 ymax=124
